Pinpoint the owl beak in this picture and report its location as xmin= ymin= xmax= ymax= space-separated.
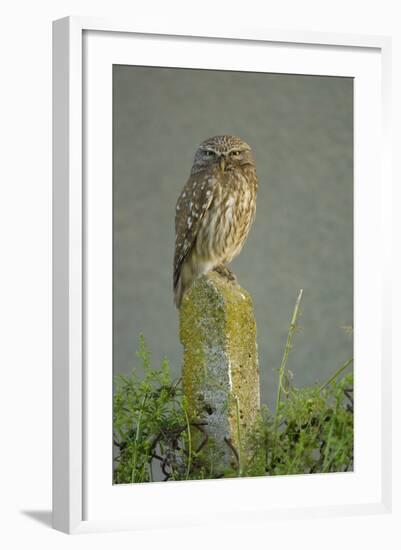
xmin=219 ymin=156 xmax=226 ymax=172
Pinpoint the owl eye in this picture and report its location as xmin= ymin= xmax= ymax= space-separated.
xmin=231 ymin=150 xmax=242 ymax=157
xmin=204 ymin=150 xmax=214 ymax=157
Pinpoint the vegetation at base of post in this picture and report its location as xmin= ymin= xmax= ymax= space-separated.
xmin=114 ymin=319 xmax=353 ymax=483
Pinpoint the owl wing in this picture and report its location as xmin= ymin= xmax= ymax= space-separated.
xmin=173 ymin=172 xmax=215 ymax=290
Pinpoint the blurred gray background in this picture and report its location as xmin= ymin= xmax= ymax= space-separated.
xmin=113 ymin=65 xmax=353 ymax=407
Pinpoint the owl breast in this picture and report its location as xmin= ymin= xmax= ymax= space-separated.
xmin=195 ymin=167 xmax=257 ymax=265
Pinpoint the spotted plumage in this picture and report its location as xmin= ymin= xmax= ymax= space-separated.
xmin=174 ymin=135 xmax=258 ymax=307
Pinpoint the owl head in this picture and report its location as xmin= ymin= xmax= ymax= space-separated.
xmin=191 ymin=135 xmax=255 ymax=174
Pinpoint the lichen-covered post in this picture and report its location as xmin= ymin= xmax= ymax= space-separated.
xmin=180 ymin=271 xmax=261 ymax=474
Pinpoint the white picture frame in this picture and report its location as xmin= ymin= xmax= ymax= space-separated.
xmin=52 ymin=16 xmax=392 ymax=534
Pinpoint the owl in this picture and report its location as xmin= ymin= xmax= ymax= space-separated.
xmin=173 ymin=135 xmax=258 ymax=308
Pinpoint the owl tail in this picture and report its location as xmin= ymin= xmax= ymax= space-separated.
xmin=174 ymin=263 xmax=194 ymax=309
xmin=174 ymin=277 xmax=184 ymax=309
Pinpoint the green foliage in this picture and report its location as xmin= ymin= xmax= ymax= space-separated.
xmin=245 ymin=372 xmax=353 ymax=477
xmin=114 ymin=335 xmax=353 ymax=483
xmin=114 ymin=335 xmax=187 ymax=483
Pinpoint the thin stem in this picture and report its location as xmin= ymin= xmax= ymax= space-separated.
xmin=271 ymin=289 xmax=304 ymax=461
xmin=322 ymin=407 xmax=337 ymax=472
xmin=183 ymin=405 xmax=192 ymax=480
xmin=131 ymin=392 xmax=148 ymax=483
xmin=319 ymin=358 xmax=353 ymax=392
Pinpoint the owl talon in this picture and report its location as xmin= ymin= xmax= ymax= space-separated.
xmin=213 ymin=265 xmax=237 ymax=283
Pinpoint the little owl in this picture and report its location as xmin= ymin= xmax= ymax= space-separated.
xmin=173 ymin=135 xmax=258 ymax=308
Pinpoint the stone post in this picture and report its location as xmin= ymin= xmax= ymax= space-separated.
xmin=179 ymin=271 xmax=261 ymax=475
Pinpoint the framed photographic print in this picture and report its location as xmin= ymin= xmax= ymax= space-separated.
xmin=52 ymin=17 xmax=392 ymax=534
